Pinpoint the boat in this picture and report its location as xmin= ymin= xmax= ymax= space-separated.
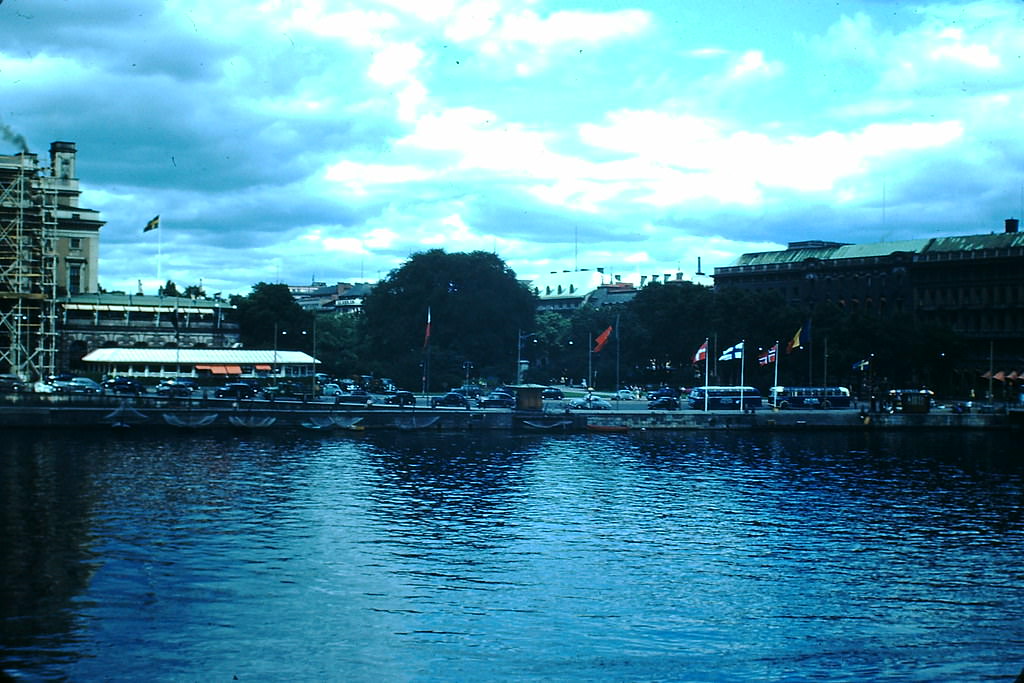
xmin=163 ymin=413 xmax=219 ymax=428
xmin=586 ymin=423 xmax=630 ymax=433
xmin=521 ymin=418 xmax=573 ymax=431
xmin=228 ymin=415 xmax=277 ymax=428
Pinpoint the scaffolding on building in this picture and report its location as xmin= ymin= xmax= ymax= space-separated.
xmin=0 ymin=151 xmax=58 ymax=381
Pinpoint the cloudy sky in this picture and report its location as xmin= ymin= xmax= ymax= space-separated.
xmin=3 ymin=0 xmax=1022 ymax=296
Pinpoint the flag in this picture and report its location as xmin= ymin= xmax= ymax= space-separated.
xmin=692 ymin=340 xmax=708 ymax=365
xmin=758 ymin=344 xmax=777 ymax=366
xmin=786 ymin=327 xmax=802 ymax=353
xmin=719 ymin=341 xmax=743 ymax=361
xmin=852 ymin=359 xmax=870 ymax=371
xmin=993 ymin=370 xmax=1006 ymax=382
xmin=423 ymin=307 xmax=431 ymax=349
xmin=144 ymin=215 xmax=160 ymax=232
xmin=593 ymin=326 xmax=613 ymax=353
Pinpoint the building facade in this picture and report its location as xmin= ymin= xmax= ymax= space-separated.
xmin=1 ymin=141 xmax=104 ymax=380
xmin=713 ymin=220 xmax=1024 ymax=367
xmin=59 ymin=293 xmax=240 ymax=371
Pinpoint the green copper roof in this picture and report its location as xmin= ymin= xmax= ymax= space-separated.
xmin=729 ymin=231 xmax=1024 ymax=268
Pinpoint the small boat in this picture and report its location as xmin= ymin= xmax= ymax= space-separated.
xmin=586 ymin=423 xmax=630 ymax=433
xmin=521 ymin=419 xmax=573 ymax=431
xmin=228 ymin=415 xmax=277 ymax=428
xmin=163 ymin=413 xmax=219 ymax=428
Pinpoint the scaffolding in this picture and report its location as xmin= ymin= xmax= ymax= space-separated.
xmin=0 ymin=152 xmax=58 ymax=380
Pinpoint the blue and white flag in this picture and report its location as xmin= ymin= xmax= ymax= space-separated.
xmin=718 ymin=341 xmax=744 ymax=361
xmin=852 ymin=359 xmax=870 ymax=371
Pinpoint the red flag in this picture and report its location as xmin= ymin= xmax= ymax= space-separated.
xmin=423 ymin=307 xmax=431 ymax=349
xmin=593 ymin=326 xmax=613 ymax=353
xmin=692 ymin=340 xmax=708 ymax=365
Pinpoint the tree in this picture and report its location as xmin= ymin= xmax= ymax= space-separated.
xmin=159 ymin=280 xmax=180 ymax=297
xmin=231 ymin=283 xmax=312 ymax=351
xmin=361 ymin=250 xmax=538 ymax=389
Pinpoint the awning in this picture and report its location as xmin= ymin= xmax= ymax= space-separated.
xmin=255 ymin=364 xmax=271 ymax=371
xmin=196 ymin=364 xmax=243 ymax=374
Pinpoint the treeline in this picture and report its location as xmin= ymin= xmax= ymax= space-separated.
xmin=231 ymin=250 xmax=966 ymax=395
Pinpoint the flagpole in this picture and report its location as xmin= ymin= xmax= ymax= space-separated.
xmin=157 ymin=219 xmax=162 ymax=284
xmin=773 ymin=340 xmax=779 ymax=409
xmin=704 ymin=337 xmax=709 ymax=412
xmin=739 ymin=340 xmax=746 ymax=411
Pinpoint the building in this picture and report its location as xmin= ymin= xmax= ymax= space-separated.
xmin=713 ymin=219 xmax=1024 ymax=367
xmin=59 ymin=293 xmax=240 ymax=371
xmin=291 ymin=281 xmax=375 ymax=314
xmin=1 ymin=141 xmax=104 ymax=380
xmin=527 ymin=268 xmax=710 ymax=313
xmin=81 ymin=348 xmax=318 ymax=381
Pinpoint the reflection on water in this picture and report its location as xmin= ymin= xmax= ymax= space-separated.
xmin=1 ymin=429 xmax=1021 ymax=681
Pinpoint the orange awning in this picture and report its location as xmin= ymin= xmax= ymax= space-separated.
xmin=225 ymin=366 xmax=242 ymax=374
xmin=255 ymin=364 xmax=271 ymax=371
xmin=210 ymin=366 xmax=228 ymax=375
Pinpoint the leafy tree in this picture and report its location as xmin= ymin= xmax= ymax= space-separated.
xmin=231 ymin=282 xmax=312 ymax=351
xmin=361 ymin=250 xmax=537 ymax=390
xmin=159 ymin=280 xmax=180 ymax=297
xmin=183 ymin=284 xmax=206 ymax=298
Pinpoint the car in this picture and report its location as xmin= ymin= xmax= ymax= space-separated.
xmin=647 ymin=387 xmax=679 ymax=400
xmin=156 ymin=377 xmax=200 ymax=397
xmin=615 ymin=389 xmax=636 ymax=401
xmin=320 ymin=383 xmax=343 ymax=397
xmin=648 ymin=396 xmax=680 ymax=410
xmin=56 ymin=377 xmax=104 ymax=394
xmin=478 ymin=391 xmax=515 ymax=408
xmin=103 ymin=377 xmax=147 ymax=395
xmin=431 ymin=392 xmax=471 ymax=408
xmin=214 ymin=383 xmax=257 ymax=400
xmin=0 ymin=374 xmax=25 ymax=393
xmin=454 ymin=385 xmax=484 ymax=399
xmin=383 ymin=391 xmax=417 ymax=406
xmin=262 ymin=381 xmax=308 ymax=400
xmin=541 ymin=387 xmax=564 ymax=400
xmin=567 ymin=396 xmax=613 ymax=410
xmin=334 ymin=388 xmax=373 ymax=405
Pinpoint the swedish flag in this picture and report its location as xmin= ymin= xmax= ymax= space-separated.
xmin=144 ymin=215 xmax=160 ymax=232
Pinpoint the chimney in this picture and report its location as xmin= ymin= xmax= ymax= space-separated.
xmin=1006 ymin=218 xmax=1019 ymax=234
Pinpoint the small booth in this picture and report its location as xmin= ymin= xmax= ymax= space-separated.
xmin=507 ymin=384 xmax=546 ymax=411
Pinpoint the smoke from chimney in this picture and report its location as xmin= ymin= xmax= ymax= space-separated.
xmin=1 ymin=122 xmax=30 ymax=153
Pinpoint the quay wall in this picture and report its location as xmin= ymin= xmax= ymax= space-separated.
xmin=0 ymin=394 xmax=1019 ymax=432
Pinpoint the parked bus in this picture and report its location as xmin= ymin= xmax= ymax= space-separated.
xmin=768 ymin=386 xmax=852 ymax=409
xmin=687 ymin=386 xmax=763 ymax=410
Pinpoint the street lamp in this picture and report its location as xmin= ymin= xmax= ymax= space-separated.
xmin=516 ymin=329 xmax=537 ymax=384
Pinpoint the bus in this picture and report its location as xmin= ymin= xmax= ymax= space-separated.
xmin=768 ymin=386 xmax=852 ymax=409
xmin=687 ymin=386 xmax=763 ymax=410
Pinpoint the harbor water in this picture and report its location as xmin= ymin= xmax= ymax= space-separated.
xmin=1 ymin=429 xmax=1022 ymax=681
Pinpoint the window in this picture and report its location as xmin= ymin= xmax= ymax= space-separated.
xmin=70 ymin=237 xmax=82 ymax=250
xmin=68 ymin=263 xmax=82 ymax=295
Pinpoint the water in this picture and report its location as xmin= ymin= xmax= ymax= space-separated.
xmin=1 ymin=429 xmax=1022 ymax=681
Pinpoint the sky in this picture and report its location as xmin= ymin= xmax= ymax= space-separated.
xmin=2 ymin=0 xmax=1023 ymax=296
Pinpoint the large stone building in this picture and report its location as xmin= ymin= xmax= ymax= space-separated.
xmin=713 ymin=219 xmax=1024 ymax=368
xmin=1 ymin=142 xmax=104 ymax=379
xmin=60 ymin=292 xmax=240 ymax=372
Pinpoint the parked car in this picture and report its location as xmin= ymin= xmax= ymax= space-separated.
xmin=103 ymin=377 xmax=147 ymax=395
xmin=615 ymin=389 xmax=637 ymax=401
xmin=214 ymin=383 xmax=256 ymax=400
xmin=541 ymin=387 xmax=564 ymax=400
xmin=567 ymin=396 xmax=613 ymax=410
xmin=334 ymin=388 xmax=373 ymax=405
xmin=383 ymin=391 xmax=417 ymax=406
xmin=478 ymin=391 xmax=515 ymax=408
xmin=320 ymin=383 xmax=343 ymax=397
xmin=0 ymin=374 xmax=25 ymax=393
xmin=648 ymin=396 xmax=680 ymax=410
xmin=647 ymin=386 xmax=679 ymax=400
xmin=454 ymin=384 xmax=484 ymax=399
xmin=156 ymin=377 xmax=200 ymax=397
xmin=55 ymin=377 xmax=104 ymax=394
xmin=431 ymin=392 xmax=471 ymax=408
xmin=262 ymin=381 xmax=308 ymax=400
